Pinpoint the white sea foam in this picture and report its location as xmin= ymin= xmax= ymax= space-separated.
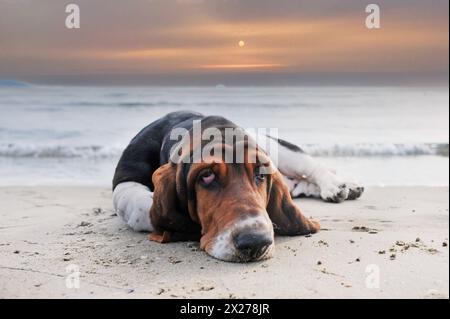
xmin=303 ymin=143 xmax=449 ymax=157
xmin=0 ymin=144 xmax=121 ymax=159
xmin=0 ymin=142 xmax=447 ymax=159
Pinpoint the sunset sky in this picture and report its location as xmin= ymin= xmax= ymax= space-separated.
xmin=0 ymin=0 xmax=448 ymax=85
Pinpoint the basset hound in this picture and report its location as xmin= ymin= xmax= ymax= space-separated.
xmin=112 ymin=111 xmax=364 ymax=262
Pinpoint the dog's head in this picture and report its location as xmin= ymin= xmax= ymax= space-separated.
xmin=149 ymin=128 xmax=319 ymax=262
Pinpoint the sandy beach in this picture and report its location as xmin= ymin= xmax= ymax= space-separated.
xmin=0 ymin=186 xmax=448 ymax=299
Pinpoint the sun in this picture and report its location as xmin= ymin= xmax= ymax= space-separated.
xmin=238 ymin=40 xmax=245 ymax=48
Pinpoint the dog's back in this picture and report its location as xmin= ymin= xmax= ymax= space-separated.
xmin=112 ymin=111 xmax=203 ymax=190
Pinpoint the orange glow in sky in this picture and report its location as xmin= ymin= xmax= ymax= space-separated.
xmin=0 ymin=0 xmax=447 ymax=82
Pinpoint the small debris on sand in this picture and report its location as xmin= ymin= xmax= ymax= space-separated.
xmin=318 ymin=240 xmax=329 ymax=247
xmin=355 ymin=258 xmax=361 ymax=262
xmin=424 ymin=289 xmax=447 ymax=299
xmin=156 ymin=288 xmax=165 ymax=295
xmin=63 ymin=232 xmax=76 ymax=236
xmin=78 ymin=221 xmax=92 ymax=227
xmin=168 ymin=256 xmax=182 ymax=264
xmin=92 ymin=208 xmax=105 ymax=215
xmin=390 ymin=254 xmax=396 ymax=260
xmin=187 ymin=242 xmax=200 ymax=252
xmin=378 ymin=250 xmax=386 ymax=255
xmin=349 ymin=240 xmax=355 ymax=244
xmin=13 ymin=250 xmax=20 ymax=254
xmin=352 ymin=226 xmax=369 ymax=232
xmin=443 ymin=242 xmax=448 ymax=248
xmin=352 ymin=226 xmax=378 ymax=234
xmin=318 ymin=268 xmax=344 ymax=278
xmin=317 ymin=261 xmax=322 ymax=266
xmin=284 ymin=245 xmax=298 ymax=255
xmin=384 ymin=239 xmax=442 ymax=255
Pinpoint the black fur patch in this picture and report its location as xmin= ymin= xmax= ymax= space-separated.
xmin=268 ymin=136 xmax=304 ymax=153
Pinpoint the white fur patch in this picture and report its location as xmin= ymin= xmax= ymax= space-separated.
xmin=283 ymin=177 xmax=321 ymax=198
xmin=113 ymin=182 xmax=154 ymax=232
xmin=209 ymin=215 xmax=274 ymax=262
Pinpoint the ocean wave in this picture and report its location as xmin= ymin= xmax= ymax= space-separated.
xmin=0 ymin=143 xmax=448 ymax=159
xmin=303 ymin=143 xmax=449 ymax=157
xmin=65 ymin=101 xmax=184 ymax=107
xmin=0 ymin=144 xmax=121 ymax=159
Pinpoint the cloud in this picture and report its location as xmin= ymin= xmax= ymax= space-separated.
xmin=0 ymin=0 xmax=448 ymax=83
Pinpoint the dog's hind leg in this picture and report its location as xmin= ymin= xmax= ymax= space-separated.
xmin=113 ymin=182 xmax=154 ymax=232
xmin=283 ymin=176 xmax=321 ymax=199
xmin=257 ymin=134 xmax=364 ymax=203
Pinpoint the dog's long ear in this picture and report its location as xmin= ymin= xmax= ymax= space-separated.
xmin=267 ymin=170 xmax=320 ymax=236
xmin=149 ymin=163 xmax=201 ymax=243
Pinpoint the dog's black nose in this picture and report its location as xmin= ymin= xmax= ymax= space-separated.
xmin=233 ymin=232 xmax=273 ymax=260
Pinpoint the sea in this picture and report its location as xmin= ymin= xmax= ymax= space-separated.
xmin=0 ymin=85 xmax=448 ymax=187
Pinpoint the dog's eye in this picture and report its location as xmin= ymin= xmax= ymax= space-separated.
xmin=199 ymin=169 xmax=216 ymax=186
xmin=255 ymin=173 xmax=266 ymax=184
